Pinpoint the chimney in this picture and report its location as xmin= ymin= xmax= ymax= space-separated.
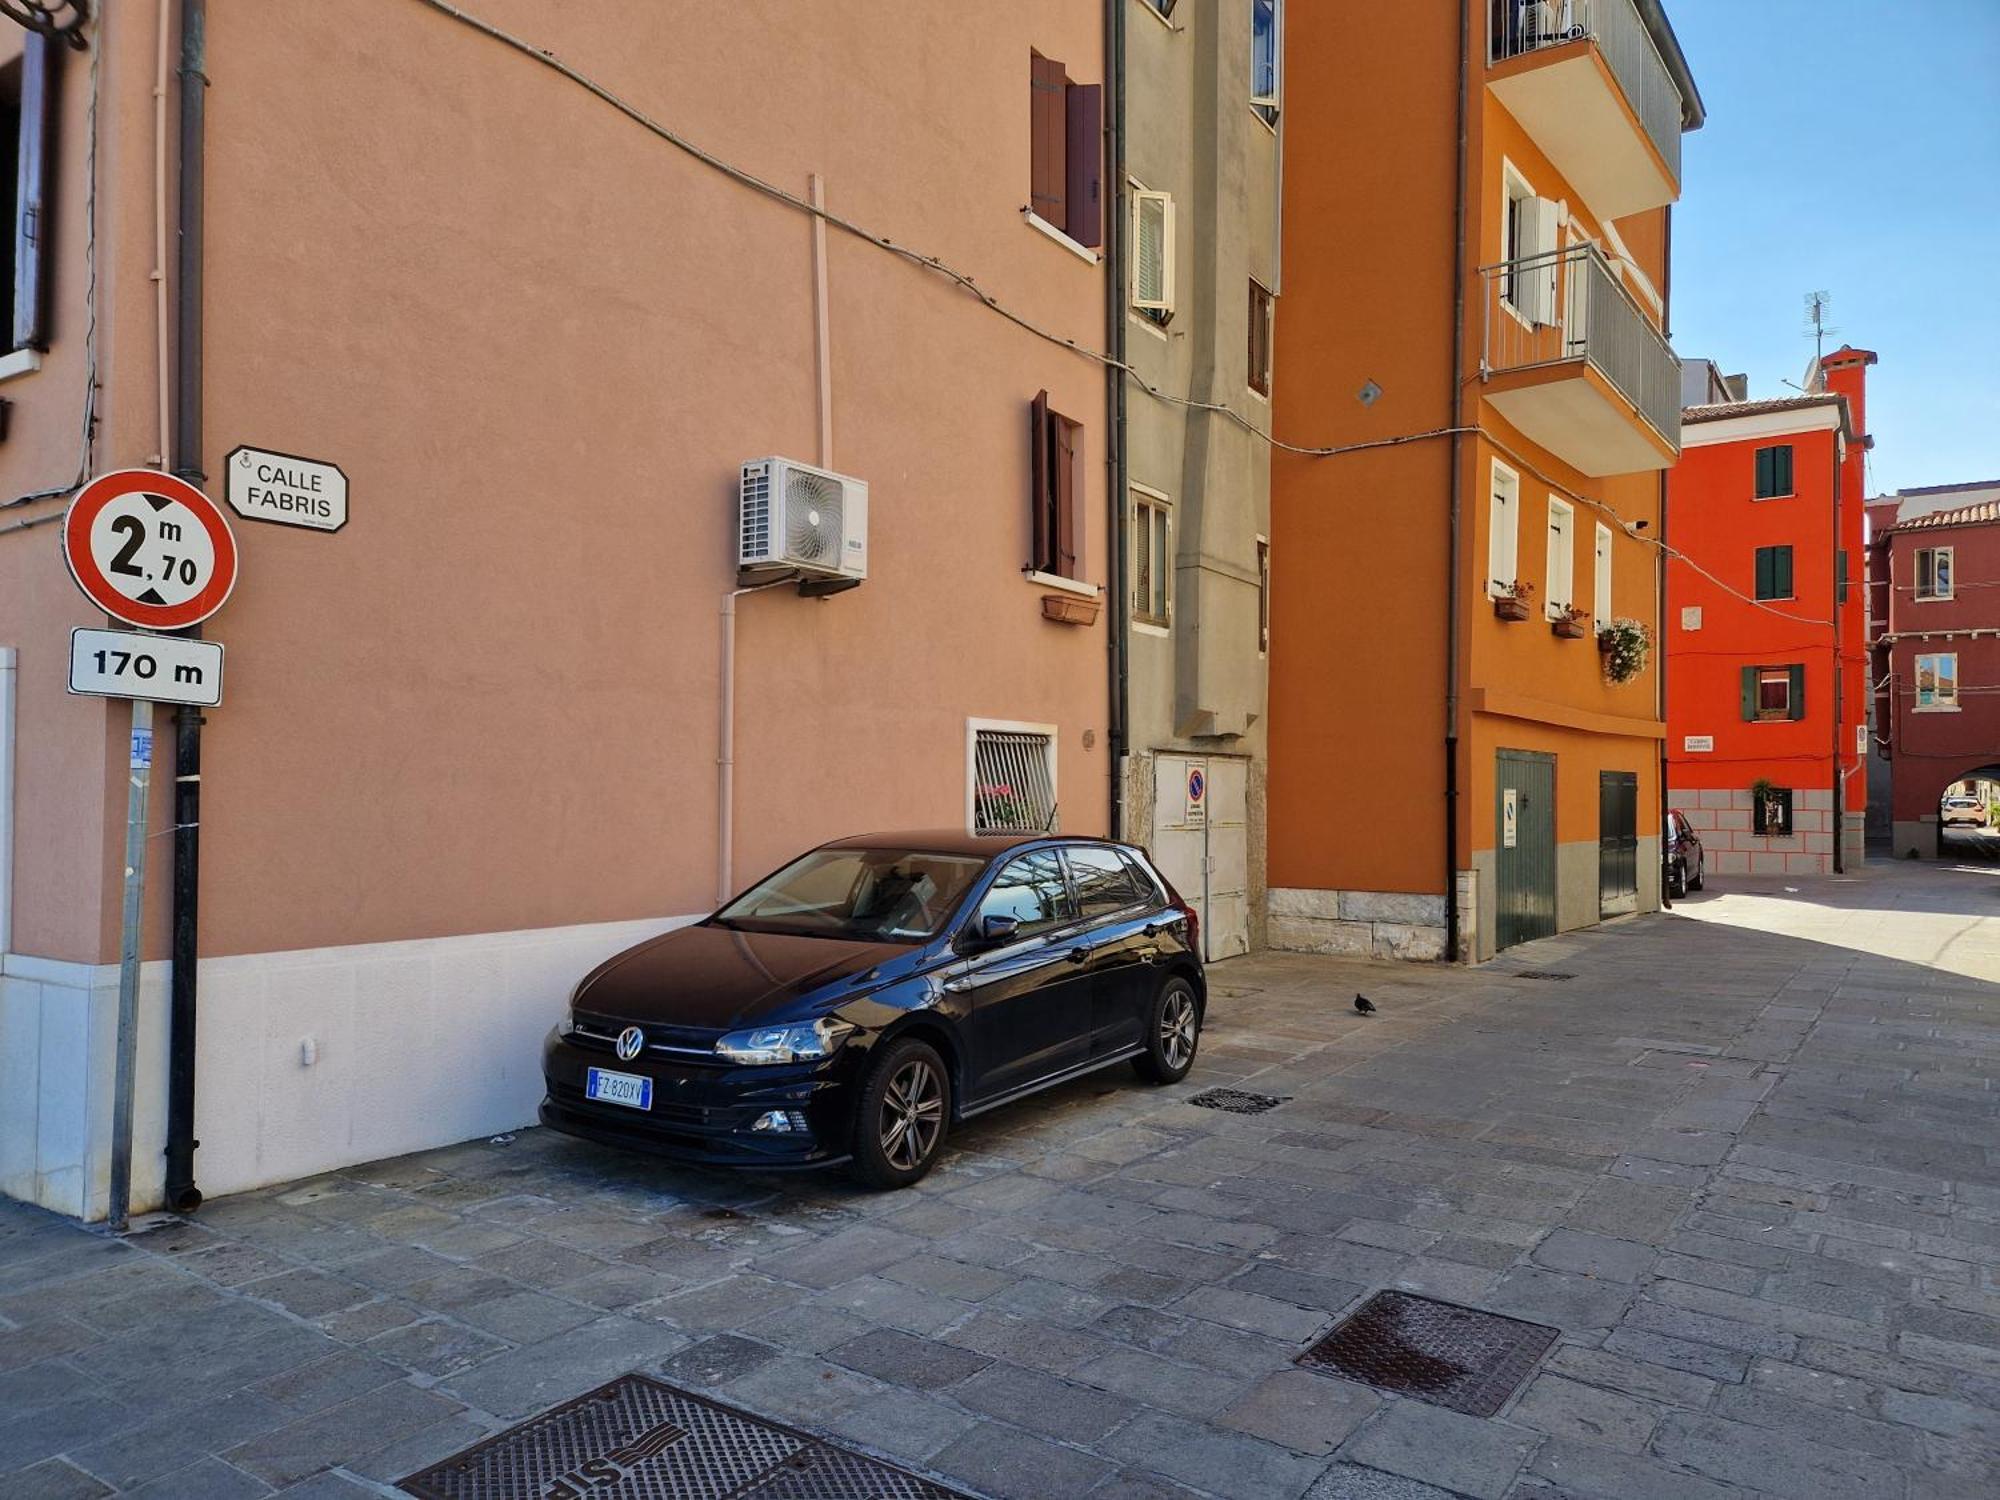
xmin=1723 ymin=372 xmax=1748 ymax=402
xmin=1817 ymin=345 xmax=1877 ymax=443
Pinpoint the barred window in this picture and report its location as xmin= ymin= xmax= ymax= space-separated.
xmin=971 ymin=725 xmax=1057 ymax=834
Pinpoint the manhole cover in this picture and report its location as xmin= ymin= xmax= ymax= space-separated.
xmin=1296 ymin=1290 xmax=1559 ymax=1418
xmin=1186 ymin=1087 xmax=1286 ymax=1115
xmin=399 ymin=1374 xmax=972 ymax=1500
xmin=1512 ymin=970 xmax=1575 ymax=981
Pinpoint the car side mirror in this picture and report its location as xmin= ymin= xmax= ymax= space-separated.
xmin=973 ymin=914 xmax=1020 ymax=949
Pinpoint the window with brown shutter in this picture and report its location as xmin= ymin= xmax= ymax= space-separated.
xmin=1248 ymin=280 xmax=1274 ymax=396
xmin=2 ymin=33 xmax=59 ymax=354
xmin=1029 ymin=391 xmax=1084 ymax=580
xmin=1028 ymin=52 xmax=1102 ymax=249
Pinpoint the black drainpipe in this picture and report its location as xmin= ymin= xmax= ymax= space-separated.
xmin=1443 ymin=0 xmax=1471 ymax=961
xmin=1105 ymin=0 xmax=1129 ymax=839
xmin=165 ymin=0 xmax=208 ymax=1215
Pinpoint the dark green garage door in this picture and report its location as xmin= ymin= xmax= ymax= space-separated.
xmin=1599 ymin=771 xmax=1639 ymax=915
xmin=1497 ymin=750 xmax=1556 ymax=951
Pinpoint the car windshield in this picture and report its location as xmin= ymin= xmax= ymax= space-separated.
xmin=713 ymin=847 xmax=989 ymax=942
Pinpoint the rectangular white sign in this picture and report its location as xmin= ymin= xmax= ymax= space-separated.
xmin=225 ymin=445 xmax=348 ymax=532
xmin=1683 ymin=735 xmax=1714 ymax=753
xmin=1502 ymin=788 xmax=1518 ymax=848
xmin=68 ymin=628 xmax=224 ymax=707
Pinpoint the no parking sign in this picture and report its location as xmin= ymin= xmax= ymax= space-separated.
xmin=1185 ymin=763 xmax=1206 ymax=825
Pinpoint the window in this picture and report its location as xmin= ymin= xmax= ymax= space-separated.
xmin=1487 ymin=461 xmax=1520 ymax=595
xmin=1131 ymin=188 xmax=1175 ymax=320
xmin=977 ymin=850 xmax=1073 ymax=936
xmin=1251 ymin=0 xmax=1280 ymax=126
xmin=1030 ymin=391 xmax=1084 ymax=579
xmin=1256 ymin=536 xmax=1270 ymax=654
xmin=1248 ymin=279 xmax=1274 ymax=396
xmin=1029 ymin=52 xmax=1103 ymax=249
xmin=1131 ymin=488 xmax=1171 ymax=626
xmin=1753 ymin=444 xmax=1794 ymax=499
xmin=1916 ymin=547 xmax=1954 ymax=601
xmin=1753 ymin=545 xmax=1794 ymax=601
xmin=1741 ymin=664 xmax=1805 ymax=722
xmin=1501 ymin=164 xmax=1556 ymax=323
xmin=1837 ymin=549 xmax=1850 ymax=605
xmin=1545 ymin=497 xmax=1574 ymax=615
xmin=715 ymin=848 xmax=988 ymax=943
xmin=1753 ymin=787 xmax=1794 ymax=837
xmin=1594 ymin=522 xmax=1613 ymax=623
xmin=1065 ymin=846 xmax=1147 ymax=919
xmin=1915 ymin=652 xmax=1958 ymax=709
xmin=971 ymin=723 xmax=1058 ymax=833
xmin=1 ymin=35 xmax=57 ymax=354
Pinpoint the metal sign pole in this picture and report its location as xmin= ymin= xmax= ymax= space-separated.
xmin=107 ymin=701 xmax=154 ymax=1233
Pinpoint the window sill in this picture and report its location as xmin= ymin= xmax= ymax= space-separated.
xmin=1913 ymin=704 xmax=1962 ymax=713
xmin=0 ymin=349 xmax=43 ymax=384
xmin=1129 ymin=311 xmax=1172 ymax=342
xmin=1025 ymin=569 xmax=1099 ymax=599
xmin=1912 ymin=595 xmax=1954 ymax=603
xmin=1139 ymin=0 xmax=1182 ymax=33
xmin=1023 ymin=210 xmax=1101 ymax=264
xmin=1132 ymin=619 xmax=1171 ymax=638
xmin=1752 ymin=493 xmax=1795 ymax=502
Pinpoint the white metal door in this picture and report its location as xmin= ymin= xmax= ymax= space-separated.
xmin=1148 ymin=753 xmax=1250 ymax=961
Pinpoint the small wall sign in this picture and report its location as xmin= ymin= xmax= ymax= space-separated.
xmin=225 ymin=445 xmax=349 ymax=532
xmin=1683 ymin=735 xmax=1714 ymax=753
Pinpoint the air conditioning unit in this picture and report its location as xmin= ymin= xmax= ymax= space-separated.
xmin=739 ymin=457 xmax=868 ymax=581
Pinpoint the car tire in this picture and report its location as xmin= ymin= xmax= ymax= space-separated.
xmin=1133 ymin=975 xmax=1201 ymax=1085
xmin=1668 ymin=861 xmax=1687 ymax=899
xmin=849 ymin=1037 xmax=951 ymax=1190
xmin=1690 ymin=863 xmax=1705 ymax=892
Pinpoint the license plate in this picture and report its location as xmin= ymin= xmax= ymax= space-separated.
xmin=585 ymin=1067 xmax=652 ymax=1111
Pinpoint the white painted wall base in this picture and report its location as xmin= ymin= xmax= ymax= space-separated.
xmin=1267 ymin=888 xmax=1448 ymax=961
xmin=0 ymin=913 xmax=698 ymax=1222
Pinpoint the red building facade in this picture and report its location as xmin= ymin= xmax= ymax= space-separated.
xmin=1871 ymin=500 xmax=2000 ymax=855
xmin=1666 ymin=349 xmax=1874 ymax=875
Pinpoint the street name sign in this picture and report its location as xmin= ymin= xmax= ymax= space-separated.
xmin=62 ymin=469 xmax=239 ymax=630
xmin=225 ymin=444 xmax=348 ymax=532
xmin=68 ymin=628 xmax=224 ymax=708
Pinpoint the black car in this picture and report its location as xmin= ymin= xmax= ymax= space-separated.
xmin=540 ymin=831 xmax=1205 ymax=1188
xmin=1666 ymin=809 xmax=1706 ymax=897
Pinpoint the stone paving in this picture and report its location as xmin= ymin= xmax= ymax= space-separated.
xmin=4 ymin=860 xmax=2000 ymax=1498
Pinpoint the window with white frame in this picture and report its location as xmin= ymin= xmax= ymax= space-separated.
xmin=1131 ymin=187 xmax=1175 ymax=323
xmin=1594 ymin=522 xmax=1613 ymax=624
xmin=1915 ymin=653 xmax=1958 ymax=710
xmin=1487 ymin=461 xmax=1520 ymax=596
xmin=1916 ymin=547 xmax=1954 ymax=601
xmin=1251 ymin=0 xmax=1280 ymax=127
xmin=1501 ymin=163 xmax=1556 ymax=324
xmin=970 ymin=722 xmax=1058 ymax=833
xmin=1545 ymin=497 xmax=1574 ymax=615
xmin=1131 ymin=487 xmax=1171 ymax=626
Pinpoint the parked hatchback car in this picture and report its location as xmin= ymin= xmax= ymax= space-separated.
xmin=541 ymin=832 xmax=1205 ymax=1188
xmin=1665 ymin=809 xmax=1706 ymax=897
xmin=1942 ymin=797 xmax=1987 ymax=828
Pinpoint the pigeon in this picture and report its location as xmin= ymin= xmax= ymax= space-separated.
xmin=1354 ymin=994 xmax=1377 ymax=1015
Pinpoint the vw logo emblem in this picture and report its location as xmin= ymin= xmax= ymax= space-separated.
xmin=615 ymin=1027 xmax=645 ymax=1062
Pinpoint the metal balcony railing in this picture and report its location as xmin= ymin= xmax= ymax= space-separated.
xmin=1490 ymin=0 xmax=1684 ymax=186
xmin=1481 ymin=244 xmax=1682 ymax=451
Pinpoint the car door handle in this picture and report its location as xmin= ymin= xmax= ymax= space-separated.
xmin=942 ymin=976 xmax=975 ymax=994
xmin=1067 ymin=945 xmax=1092 ymax=964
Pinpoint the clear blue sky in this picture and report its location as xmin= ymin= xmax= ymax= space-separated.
xmin=1668 ymin=0 xmax=2000 ymax=496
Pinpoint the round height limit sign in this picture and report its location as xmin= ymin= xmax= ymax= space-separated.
xmin=63 ymin=468 xmax=239 ymax=630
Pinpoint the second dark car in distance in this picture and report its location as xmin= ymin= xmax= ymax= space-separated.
xmin=540 ymin=830 xmax=1205 ymax=1188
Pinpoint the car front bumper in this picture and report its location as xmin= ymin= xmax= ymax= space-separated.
xmin=538 ymin=1029 xmax=855 ymax=1169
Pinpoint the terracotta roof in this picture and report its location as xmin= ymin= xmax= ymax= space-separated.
xmin=1681 ymin=392 xmax=1853 ymax=436
xmin=1890 ymin=501 xmax=2000 ymax=534
xmin=1898 ymin=479 xmax=2000 ymax=497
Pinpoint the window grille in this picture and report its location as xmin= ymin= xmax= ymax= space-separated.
xmin=973 ymin=729 xmax=1057 ymax=834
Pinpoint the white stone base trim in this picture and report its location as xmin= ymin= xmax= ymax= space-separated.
xmin=1 ymin=913 xmax=699 ymax=1222
xmin=1267 ymin=888 xmax=1447 ymax=962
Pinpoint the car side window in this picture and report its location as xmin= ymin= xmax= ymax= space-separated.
xmin=1065 ymin=846 xmax=1147 ymax=920
xmin=977 ymin=851 xmax=1074 ymax=937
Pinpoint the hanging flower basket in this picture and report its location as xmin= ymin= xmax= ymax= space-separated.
xmin=1551 ymin=606 xmax=1591 ymax=640
xmin=1597 ymin=616 xmax=1652 ymax=682
xmin=1493 ymin=579 xmax=1534 ymax=622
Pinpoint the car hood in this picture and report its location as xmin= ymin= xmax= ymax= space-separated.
xmin=573 ymin=921 xmax=914 ymax=1031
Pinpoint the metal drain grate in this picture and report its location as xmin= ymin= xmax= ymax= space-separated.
xmin=1512 ymin=970 xmax=1576 ymax=981
xmin=1296 ymin=1290 xmax=1559 ymax=1418
xmin=399 ymin=1374 xmax=973 ymax=1500
xmin=1186 ymin=1087 xmax=1287 ymax=1115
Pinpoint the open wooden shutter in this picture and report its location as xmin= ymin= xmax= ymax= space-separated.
xmin=1775 ymin=445 xmax=1793 ymax=496
xmin=1787 ymin=664 xmax=1806 ymax=721
xmin=1777 ymin=547 xmax=1793 ymax=600
xmin=1064 ymin=82 xmax=1102 ymax=247
xmin=1030 ymin=54 xmax=1066 ymax=228
xmin=1740 ymin=666 xmax=1758 ymax=721
xmin=1754 ymin=549 xmax=1772 ymax=600
xmin=1030 ymin=391 xmax=1051 ymax=573
xmin=1836 ymin=549 xmax=1850 ymax=604
xmin=14 ymin=32 xmax=58 ymax=352
xmin=1054 ymin=415 xmax=1079 ymax=578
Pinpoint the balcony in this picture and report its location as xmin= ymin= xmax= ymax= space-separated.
xmin=1489 ymin=0 xmax=1686 ymax=220
xmin=1479 ymin=244 xmax=1681 ymax=477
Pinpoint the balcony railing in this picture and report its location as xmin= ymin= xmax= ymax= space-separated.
xmin=1491 ymin=0 xmax=1684 ymax=187
xmin=1481 ymin=244 xmax=1681 ymax=453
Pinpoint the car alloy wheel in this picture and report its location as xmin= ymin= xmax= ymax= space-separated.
xmin=878 ymin=1057 xmax=944 ymax=1174
xmin=1160 ymin=988 xmax=1197 ymax=1071
xmin=1134 ymin=976 xmax=1200 ymax=1084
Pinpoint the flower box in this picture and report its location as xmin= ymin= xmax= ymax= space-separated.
xmin=1551 ymin=613 xmax=1590 ymax=640
xmin=1041 ymin=592 xmax=1101 ymax=626
xmin=1494 ymin=595 xmax=1532 ymax=622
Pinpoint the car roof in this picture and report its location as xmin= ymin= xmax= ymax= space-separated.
xmin=818 ymin=829 xmax=1132 ymax=860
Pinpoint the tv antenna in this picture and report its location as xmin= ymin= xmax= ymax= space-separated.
xmin=1804 ymin=291 xmax=1837 ymax=365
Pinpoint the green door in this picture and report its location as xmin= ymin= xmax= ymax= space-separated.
xmin=1496 ymin=750 xmax=1556 ymax=950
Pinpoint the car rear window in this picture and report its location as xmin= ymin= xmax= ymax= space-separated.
xmin=1065 ymin=846 xmax=1149 ymax=919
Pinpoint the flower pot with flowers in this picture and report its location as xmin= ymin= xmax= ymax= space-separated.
xmin=1550 ymin=604 xmax=1591 ymax=640
xmin=1596 ymin=616 xmax=1652 ymax=682
xmin=1493 ymin=579 xmax=1535 ymax=622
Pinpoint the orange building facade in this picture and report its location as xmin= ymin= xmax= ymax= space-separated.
xmin=1666 ymin=351 xmax=1873 ymax=876
xmin=1267 ymin=0 xmax=1702 ymax=960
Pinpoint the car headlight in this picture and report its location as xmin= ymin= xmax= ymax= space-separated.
xmin=714 ymin=1017 xmax=854 ymax=1065
xmin=555 ymin=1010 xmax=577 ymax=1038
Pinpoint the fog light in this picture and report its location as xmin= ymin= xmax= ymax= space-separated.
xmin=750 ymin=1110 xmax=810 ymax=1135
